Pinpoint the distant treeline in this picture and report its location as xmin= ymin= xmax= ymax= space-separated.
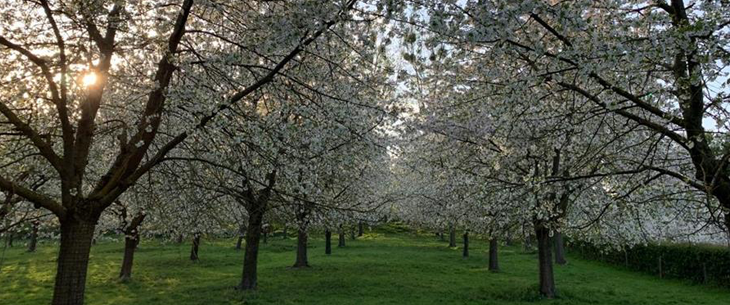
xmin=569 ymin=241 xmax=730 ymax=287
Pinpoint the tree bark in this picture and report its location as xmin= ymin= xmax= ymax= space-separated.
xmin=51 ymin=219 xmax=97 ymax=305
xmin=439 ymin=231 xmax=444 ymax=241
xmin=338 ymin=226 xmax=346 ymax=248
xmin=358 ymin=221 xmax=364 ymax=236
xmin=325 ymin=229 xmax=332 ymax=255
xmin=119 ymin=236 xmax=138 ymax=282
xmin=553 ymin=232 xmax=567 ymax=265
xmin=489 ymin=238 xmax=499 ymax=272
xmin=523 ymin=235 xmax=533 ymax=252
xmin=535 ymin=226 xmax=556 ymax=298
xmin=190 ymin=233 xmax=200 ymax=261
xmin=176 ymin=234 xmax=183 ymax=244
xmin=462 ymin=231 xmax=469 ymax=258
xmin=282 ymin=226 xmax=288 ymax=239
xmin=448 ymin=224 xmax=456 ymax=247
xmin=235 ymin=224 xmax=245 ymax=250
xmin=119 ymin=212 xmax=145 ymax=281
xmin=27 ymin=221 xmax=39 ymax=252
xmin=292 ymin=229 xmax=309 ymax=268
xmin=350 ymin=226 xmax=356 ymax=240
xmin=6 ymin=231 xmax=13 ymax=247
xmin=236 ymin=235 xmax=244 ymax=250
xmin=238 ymin=208 xmax=264 ymax=290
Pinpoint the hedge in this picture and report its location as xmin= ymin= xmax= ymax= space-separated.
xmin=568 ymin=241 xmax=730 ymax=287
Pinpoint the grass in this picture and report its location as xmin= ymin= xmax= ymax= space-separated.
xmin=1 ymin=231 xmax=730 ymax=304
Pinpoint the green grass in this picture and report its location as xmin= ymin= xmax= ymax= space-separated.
xmin=1 ymin=232 xmax=729 ymax=304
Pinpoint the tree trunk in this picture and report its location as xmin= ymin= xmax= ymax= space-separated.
xmin=535 ymin=226 xmax=556 ymax=298
xmin=523 ymin=235 xmax=533 ymax=252
xmin=6 ymin=232 xmax=13 ymax=247
xmin=553 ymin=232 xmax=567 ymax=265
xmin=119 ymin=236 xmax=138 ymax=282
xmin=439 ymin=231 xmax=444 ymax=241
xmin=293 ymin=229 xmax=309 ymax=268
xmin=462 ymin=231 xmax=469 ymax=258
xmin=238 ymin=209 xmax=264 ymax=290
xmin=489 ymin=238 xmax=499 ymax=272
xmin=236 ymin=235 xmax=244 ymax=250
xmin=325 ymin=229 xmax=332 ymax=255
xmin=190 ymin=233 xmax=200 ymax=261
xmin=448 ymin=225 xmax=456 ymax=247
xmin=282 ymin=226 xmax=288 ymax=239
xmin=338 ymin=226 xmax=346 ymax=248
xmin=358 ymin=221 xmax=364 ymax=236
xmin=350 ymin=226 xmax=356 ymax=240
xmin=51 ymin=219 xmax=97 ymax=305
xmin=235 ymin=224 xmax=245 ymax=250
xmin=263 ymin=231 xmax=268 ymax=244
xmin=119 ymin=212 xmax=145 ymax=281
xmin=27 ymin=221 xmax=39 ymax=252
xmin=176 ymin=234 xmax=183 ymax=244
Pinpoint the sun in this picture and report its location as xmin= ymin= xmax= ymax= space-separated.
xmin=82 ymin=72 xmax=97 ymax=87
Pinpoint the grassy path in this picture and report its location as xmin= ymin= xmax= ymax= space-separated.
xmin=1 ymin=232 xmax=729 ymax=304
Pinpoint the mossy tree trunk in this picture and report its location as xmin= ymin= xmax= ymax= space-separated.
xmin=293 ymin=229 xmax=309 ymax=268
xmin=489 ymin=238 xmax=499 ymax=272
xmin=119 ymin=211 xmax=146 ymax=281
xmin=190 ymin=233 xmax=201 ymax=261
xmin=338 ymin=225 xmax=346 ymax=248
xmin=554 ymin=232 xmax=567 ymax=265
xmin=51 ymin=218 xmax=98 ymax=305
xmin=462 ymin=231 xmax=469 ymax=258
xmin=535 ymin=225 xmax=556 ymax=298
xmin=448 ymin=224 xmax=456 ymax=247
xmin=325 ymin=229 xmax=332 ymax=255
xmin=27 ymin=220 xmax=39 ymax=252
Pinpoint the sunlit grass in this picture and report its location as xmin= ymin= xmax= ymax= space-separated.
xmin=1 ymin=232 xmax=729 ymax=304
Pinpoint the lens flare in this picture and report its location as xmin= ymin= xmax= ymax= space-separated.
xmin=82 ymin=72 xmax=97 ymax=87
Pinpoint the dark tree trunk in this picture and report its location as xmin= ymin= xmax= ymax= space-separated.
xmin=439 ymin=231 xmax=444 ymax=241
xmin=238 ymin=208 xmax=264 ymax=290
xmin=553 ymin=232 xmax=567 ymax=265
xmin=448 ymin=225 xmax=456 ymax=247
xmin=236 ymin=235 xmax=244 ymax=250
xmin=350 ymin=226 xmax=356 ymax=240
xmin=358 ymin=221 xmax=364 ymax=237
xmin=282 ymin=226 xmax=288 ymax=239
xmin=176 ymin=234 xmax=183 ymax=244
xmin=6 ymin=232 xmax=13 ymax=247
xmin=235 ymin=224 xmax=245 ymax=250
xmin=119 ymin=236 xmax=138 ymax=281
xmin=523 ymin=235 xmax=533 ymax=252
xmin=119 ymin=212 xmax=145 ymax=281
xmin=489 ymin=238 xmax=499 ymax=272
xmin=263 ymin=231 xmax=268 ymax=244
xmin=338 ymin=226 xmax=346 ymax=248
xmin=462 ymin=231 xmax=469 ymax=258
xmin=325 ymin=229 xmax=332 ymax=255
xmin=27 ymin=221 xmax=39 ymax=252
xmin=51 ymin=219 xmax=97 ymax=305
xmin=190 ymin=233 xmax=200 ymax=261
xmin=293 ymin=229 xmax=309 ymax=268
xmin=535 ymin=226 xmax=556 ymax=298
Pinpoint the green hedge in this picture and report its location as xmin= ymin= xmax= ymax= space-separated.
xmin=568 ymin=241 xmax=730 ymax=287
